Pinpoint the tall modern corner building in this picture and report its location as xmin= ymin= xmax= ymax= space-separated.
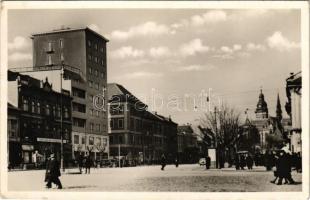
xmin=30 ymin=27 xmax=109 ymax=159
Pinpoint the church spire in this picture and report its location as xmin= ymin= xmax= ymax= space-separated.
xmin=255 ymin=88 xmax=268 ymax=119
xmin=276 ymin=93 xmax=282 ymax=121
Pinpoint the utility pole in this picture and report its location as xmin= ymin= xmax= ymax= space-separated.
xmin=214 ymin=106 xmax=219 ymax=169
xmin=60 ymin=67 xmax=64 ymax=172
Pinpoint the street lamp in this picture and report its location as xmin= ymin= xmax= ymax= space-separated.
xmin=60 ymin=66 xmax=64 ymax=172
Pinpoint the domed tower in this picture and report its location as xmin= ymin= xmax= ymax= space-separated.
xmin=255 ymin=89 xmax=268 ymax=119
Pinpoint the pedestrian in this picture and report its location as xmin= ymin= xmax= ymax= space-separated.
xmin=234 ymin=154 xmax=240 ymax=170
xmin=246 ymin=155 xmax=254 ymax=170
xmin=240 ymin=155 xmax=246 ymax=170
xmin=45 ymin=154 xmax=62 ymax=189
xmin=160 ymin=154 xmax=166 ymax=171
xmin=205 ymin=155 xmax=211 ymax=170
xmin=85 ymin=155 xmax=92 ymax=174
xmin=78 ymin=153 xmax=84 ymax=174
xmin=175 ymin=157 xmax=179 ymax=168
xmin=276 ymin=151 xmax=296 ymax=185
xmin=296 ymin=152 xmax=302 ymax=173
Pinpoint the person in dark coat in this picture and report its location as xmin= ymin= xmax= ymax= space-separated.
xmin=85 ymin=155 xmax=92 ymax=174
xmin=205 ymin=155 xmax=211 ymax=170
xmin=78 ymin=153 xmax=84 ymax=174
xmin=239 ymin=155 xmax=246 ymax=170
xmin=174 ymin=157 xmax=179 ymax=168
xmin=234 ymin=154 xmax=240 ymax=170
xmin=160 ymin=154 xmax=166 ymax=171
xmin=45 ymin=154 xmax=62 ymax=189
xmin=246 ymin=155 xmax=254 ymax=170
xmin=277 ymin=151 xmax=296 ymax=185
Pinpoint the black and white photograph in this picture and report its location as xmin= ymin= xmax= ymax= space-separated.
xmin=0 ymin=1 xmax=309 ymax=200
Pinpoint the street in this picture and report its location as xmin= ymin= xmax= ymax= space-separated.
xmin=8 ymin=164 xmax=302 ymax=192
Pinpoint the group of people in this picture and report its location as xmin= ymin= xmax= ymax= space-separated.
xmin=270 ymin=150 xmax=297 ymax=185
xmin=78 ymin=154 xmax=93 ymax=174
xmin=234 ymin=154 xmax=254 ymax=170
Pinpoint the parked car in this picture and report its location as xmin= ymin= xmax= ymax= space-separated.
xmin=199 ymin=158 xmax=206 ymax=166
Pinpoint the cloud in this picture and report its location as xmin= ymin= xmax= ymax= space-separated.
xmin=191 ymin=10 xmax=227 ymax=26
xmin=220 ymin=46 xmax=233 ymax=54
xmin=118 ymin=71 xmax=163 ymax=79
xmin=111 ymin=46 xmax=145 ymax=59
xmin=110 ymin=21 xmax=170 ymax=40
xmin=8 ymin=36 xmax=31 ymax=51
xmin=9 ymin=52 xmax=32 ymax=61
xmin=149 ymin=46 xmax=171 ymax=58
xmin=246 ymin=43 xmax=266 ymax=51
xmin=180 ymin=38 xmax=210 ymax=56
xmin=267 ymin=31 xmax=300 ymax=51
xmin=176 ymin=64 xmax=215 ymax=72
xmin=88 ymin=24 xmax=101 ymax=33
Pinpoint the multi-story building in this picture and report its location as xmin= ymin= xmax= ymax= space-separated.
xmin=177 ymin=125 xmax=199 ymax=163
xmin=10 ymin=27 xmax=109 ymax=160
xmin=285 ymin=72 xmax=302 ymax=153
xmin=107 ymin=83 xmax=178 ymax=165
xmin=8 ymin=71 xmax=72 ymax=169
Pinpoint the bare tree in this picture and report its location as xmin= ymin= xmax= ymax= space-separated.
xmin=199 ymin=104 xmax=243 ymax=167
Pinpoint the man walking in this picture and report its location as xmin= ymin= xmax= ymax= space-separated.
xmin=205 ymin=155 xmax=211 ymax=170
xmin=85 ymin=155 xmax=92 ymax=174
xmin=45 ymin=154 xmax=62 ymax=189
xmin=161 ymin=154 xmax=166 ymax=171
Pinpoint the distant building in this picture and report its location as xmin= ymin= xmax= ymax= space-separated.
xmin=8 ymin=71 xmax=72 ymax=168
xmin=177 ymin=125 xmax=199 ymax=163
xmin=252 ymin=89 xmax=291 ymax=152
xmin=107 ymin=83 xmax=178 ymax=165
xmin=285 ymin=72 xmax=301 ymax=153
xmin=10 ymin=27 xmax=109 ymax=160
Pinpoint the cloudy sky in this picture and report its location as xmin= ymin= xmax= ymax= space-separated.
xmin=8 ymin=9 xmax=301 ymax=124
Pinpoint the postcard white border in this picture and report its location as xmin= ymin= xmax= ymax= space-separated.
xmin=0 ymin=1 xmax=309 ymax=200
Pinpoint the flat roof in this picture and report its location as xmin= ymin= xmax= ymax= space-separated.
xmin=31 ymin=27 xmax=109 ymax=42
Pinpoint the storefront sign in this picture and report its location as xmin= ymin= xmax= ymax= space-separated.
xmin=22 ymin=144 xmax=34 ymax=151
xmin=37 ymin=138 xmax=67 ymax=143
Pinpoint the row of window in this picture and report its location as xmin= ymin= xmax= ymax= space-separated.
xmin=88 ymin=67 xmax=105 ymax=78
xmin=110 ymin=105 xmax=124 ymax=115
xmin=87 ymin=54 xmax=105 ymax=66
xmin=46 ymin=53 xmax=64 ymax=66
xmin=87 ymin=40 xmax=105 ymax=53
xmin=22 ymin=99 xmax=70 ymax=118
xmin=110 ymin=118 xmax=124 ymax=130
xmin=88 ymin=80 xmax=100 ymax=90
xmin=72 ymin=117 xmax=106 ymax=132
xmin=109 ymin=134 xmax=164 ymax=145
xmin=73 ymin=134 xmax=107 ymax=146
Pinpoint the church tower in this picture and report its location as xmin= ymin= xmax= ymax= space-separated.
xmin=255 ymin=89 xmax=269 ymax=119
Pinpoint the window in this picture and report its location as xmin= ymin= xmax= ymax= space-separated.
xmin=100 ymin=72 xmax=104 ymax=78
xmin=88 ymin=67 xmax=92 ymax=74
xmin=60 ymin=52 xmax=64 ymax=62
xmin=88 ymin=40 xmax=91 ymax=47
xmin=46 ymin=104 xmax=50 ymax=116
xmin=37 ymin=102 xmax=41 ymax=114
xmin=100 ymin=47 xmax=104 ymax=53
xmin=72 ymin=87 xmax=86 ymax=98
xmin=101 ymin=59 xmax=104 ymax=66
xmin=118 ymin=135 xmax=123 ymax=144
xmin=95 ymin=137 xmax=101 ymax=146
xmin=109 ymin=136 xmax=114 ymax=144
xmin=59 ymin=39 xmax=64 ymax=48
xmin=47 ymin=42 xmax=53 ymax=52
xmin=82 ymin=136 xmax=86 ymax=144
xmin=88 ymin=81 xmax=93 ymax=88
xmin=88 ymin=54 xmax=92 ymax=61
xmin=94 ymin=82 xmax=99 ymax=90
xmin=95 ymin=110 xmax=99 ymax=117
xmin=94 ymin=56 xmax=98 ymax=63
xmin=94 ymin=43 xmax=98 ymax=50
xmin=23 ymin=99 xmax=29 ymax=111
xmin=73 ymin=118 xmax=86 ymax=128
xmin=89 ymin=136 xmax=94 ymax=145
xmin=89 ymin=108 xmax=93 ymax=116
xmin=64 ymin=107 xmax=69 ymax=118
xmin=96 ymin=124 xmax=101 ymax=132
xmin=56 ymin=106 xmax=61 ymax=118
xmin=31 ymin=101 xmax=35 ymax=113
xmin=72 ymin=102 xmax=86 ymax=113
xmin=118 ymin=119 xmax=124 ymax=129
xmin=90 ymin=123 xmax=94 ymax=132
xmin=103 ymin=138 xmax=107 ymax=145
xmin=94 ymin=69 xmax=98 ymax=77
xmin=52 ymin=106 xmax=56 ymax=116
xmin=110 ymin=119 xmax=114 ymax=129
xmin=47 ymin=55 xmax=52 ymax=65
xmin=74 ymin=135 xmax=79 ymax=144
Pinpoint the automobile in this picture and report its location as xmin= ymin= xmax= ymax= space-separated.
xmin=199 ymin=158 xmax=206 ymax=166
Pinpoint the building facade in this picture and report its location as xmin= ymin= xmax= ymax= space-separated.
xmin=8 ymin=71 xmax=72 ymax=168
xmin=107 ymin=83 xmax=178 ymax=165
xmin=177 ymin=125 xmax=199 ymax=163
xmin=11 ymin=27 xmax=109 ymax=160
xmin=285 ymin=72 xmax=302 ymax=153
